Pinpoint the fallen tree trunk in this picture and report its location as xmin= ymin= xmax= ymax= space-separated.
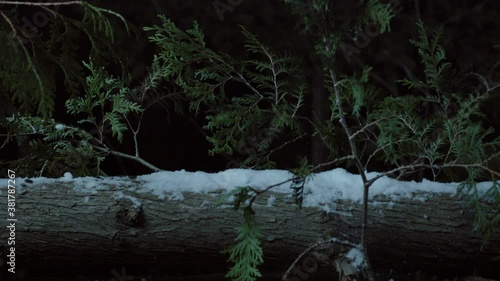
xmin=0 ymin=175 xmax=499 ymax=278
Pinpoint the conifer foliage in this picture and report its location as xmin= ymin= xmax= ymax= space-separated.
xmin=141 ymin=3 xmax=499 ymax=280
xmin=145 ymin=15 xmax=307 ymax=168
xmin=0 ymin=1 xmax=131 ymax=117
xmin=5 ymin=60 xmax=142 ymax=177
xmin=1 ymin=1 xmax=499 ymax=280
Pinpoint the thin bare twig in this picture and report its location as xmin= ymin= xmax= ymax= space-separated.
xmin=366 ymin=162 xmax=500 ymax=187
xmin=282 ymin=238 xmax=359 ymax=281
xmin=0 ymin=1 xmax=82 ymax=6
xmin=467 ymin=72 xmax=500 ymax=93
xmin=0 ymin=11 xmax=17 ymax=38
xmin=325 ymin=37 xmax=374 ymax=279
xmin=350 ymin=118 xmax=387 ymax=140
xmin=312 ymin=155 xmax=355 ymax=172
xmin=93 ymin=146 xmax=162 ymax=172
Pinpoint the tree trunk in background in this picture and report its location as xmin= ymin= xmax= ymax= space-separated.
xmin=0 ymin=177 xmax=499 ymax=279
xmin=308 ymin=50 xmax=331 ymax=168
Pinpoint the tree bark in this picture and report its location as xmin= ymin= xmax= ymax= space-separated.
xmin=0 ymin=177 xmax=498 ymax=278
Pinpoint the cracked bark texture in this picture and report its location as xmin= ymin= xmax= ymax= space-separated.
xmin=0 ymin=177 xmax=498 ymax=279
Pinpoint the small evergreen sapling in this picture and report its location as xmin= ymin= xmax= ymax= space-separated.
xmin=4 ymin=61 xmax=143 ymax=177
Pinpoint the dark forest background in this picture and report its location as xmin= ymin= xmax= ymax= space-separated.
xmin=1 ymin=0 xmax=499 ymax=176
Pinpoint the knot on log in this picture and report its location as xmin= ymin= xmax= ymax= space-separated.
xmin=115 ymin=206 xmax=144 ymax=227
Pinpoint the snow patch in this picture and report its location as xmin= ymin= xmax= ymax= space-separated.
xmin=346 ymin=248 xmax=364 ymax=267
xmin=4 ymin=168 xmax=496 ymax=210
xmin=113 ymin=191 xmax=142 ymax=208
xmin=136 ymin=169 xmax=293 ymax=200
xmin=267 ymin=195 xmax=276 ymax=207
xmin=62 ymin=172 xmax=73 ymax=180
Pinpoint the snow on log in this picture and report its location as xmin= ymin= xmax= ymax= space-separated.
xmin=0 ymin=169 xmax=498 ymax=277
